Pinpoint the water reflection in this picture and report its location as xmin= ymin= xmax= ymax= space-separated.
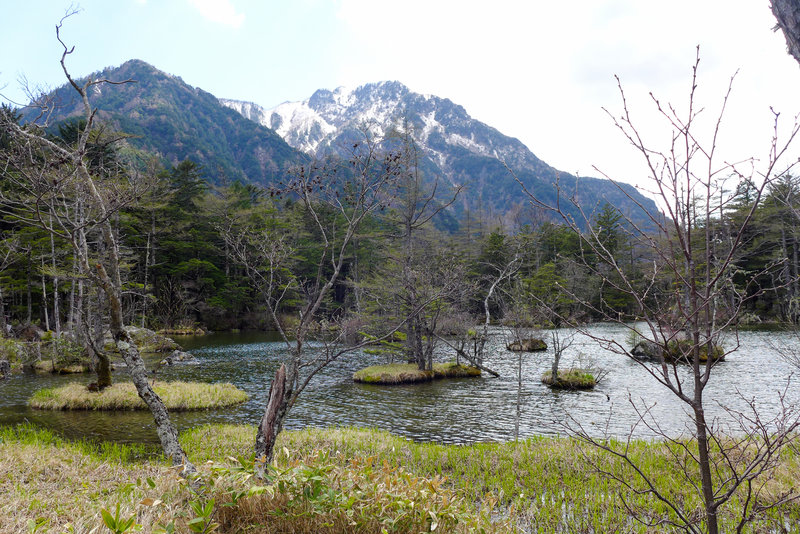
xmin=1 ymin=324 xmax=798 ymax=445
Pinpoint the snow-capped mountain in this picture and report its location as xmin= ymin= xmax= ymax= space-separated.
xmin=221 ymin=81 xmax=657 ymax=227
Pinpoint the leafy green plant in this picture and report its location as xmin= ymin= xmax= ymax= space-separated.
xmin=187 ymin=498 xmax=218 ymax=533
xmin=100 ymin=504 xmax=139 ymax=533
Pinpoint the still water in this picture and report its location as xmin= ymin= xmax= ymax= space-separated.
xmin=1 ymin=324 xmax=798 ymax=445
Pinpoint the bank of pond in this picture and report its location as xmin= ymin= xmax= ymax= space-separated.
xmin=2 ymin=423 xmax=799 ymax=533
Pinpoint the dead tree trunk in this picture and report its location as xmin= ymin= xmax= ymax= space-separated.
xmin=255 ymin=363 xmax=287 ymax=477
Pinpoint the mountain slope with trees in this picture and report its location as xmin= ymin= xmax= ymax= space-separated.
xmin=21 ymin=59 xmax=307 ymax=185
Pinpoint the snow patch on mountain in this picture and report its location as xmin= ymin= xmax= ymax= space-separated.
xmin=220 ymin=99 xmax=268 ymax=125
xmin=221 ymin=82 xmax=529 ymax=167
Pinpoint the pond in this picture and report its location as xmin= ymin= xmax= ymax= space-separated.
xmin=1 ymin=324 xmax=798 ymax=446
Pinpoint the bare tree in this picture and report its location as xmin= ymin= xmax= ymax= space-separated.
xmin=511 ymin=50 xmax=800 ymax=532
xmin=378 ymin=126 xmax=462 ymax=371
xmin=223 ymin=132 xmax=431 ymax=476
xmin=0 ymin=14 xmax=193 ymax=472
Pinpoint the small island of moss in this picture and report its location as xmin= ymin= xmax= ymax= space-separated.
xmin=29 ymin=381 xmax=248 ymax=411
xmin=353 ymin=362 xmax=481 ymax=385
xmin=541 ymin=369 xmax=597 ymax=390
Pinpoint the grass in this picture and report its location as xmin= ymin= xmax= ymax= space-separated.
xmin=183 ymin=425 xmax=800 ymax=533
xmin=3 ymin=424 xmax=800 ymax=532
xmin=353 ymin=361 xmax=481 ymax=384
xmin=0 ymin=425 xmax=173 ymax=534
xmin=540 ymin=369 xmax=597 ymax=389
xmin=29 ymin=381 xmax=248 ymax=411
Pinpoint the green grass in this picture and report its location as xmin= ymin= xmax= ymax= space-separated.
xmin=541 ymin=369 xmax=597 ymax=389
xmin=2 ymin=424 xmax=800 ymax=532
xmin=183 ymin=425 xmax=800 ymax=533
xmin=29 ymin=381 xmax=248 ymax=410
xmin=353 ymin=361 xmax=480 ymax=384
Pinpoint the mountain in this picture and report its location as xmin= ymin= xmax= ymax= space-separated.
xmin=23 ymin=60 xmax=306 ymax=184
xmin=23 ymin=60 xmax=656 ymax=227
xmin=222 ymin=81 xmax=659 ymax=227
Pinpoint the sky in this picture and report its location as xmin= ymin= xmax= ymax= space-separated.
xmin=2 ymin=0 xmax=800 ymax=194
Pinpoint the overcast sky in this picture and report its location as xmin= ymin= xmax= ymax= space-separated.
xmin=2 ymin=1 xmax=800 ymax=193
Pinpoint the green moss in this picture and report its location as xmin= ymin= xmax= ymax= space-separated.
xmin=29 ymin=381 xmax=248 ymax=411
xmin=666 ymin=339 xmax=725 ymax=362
xmin=541 ymin=369 xmax=596 ymax=389
xmin=353 ymin=362 xmax=480 ymax=384
xmin=353 ymin=363 xmax=434 ymax=384
xmin=433 ymin=361 xmax=482 ymax=378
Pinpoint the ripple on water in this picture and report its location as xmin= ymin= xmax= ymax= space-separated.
xmin=1 ymin=325 xmax=799 ymax=444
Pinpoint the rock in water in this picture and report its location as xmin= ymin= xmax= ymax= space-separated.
xmin=506 ymin=338 xmax=548 ymax=352
xmin=160 ymin=350 xmax=195 ymax=366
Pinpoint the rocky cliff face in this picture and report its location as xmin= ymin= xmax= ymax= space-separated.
xmin=221 ymin=81 xmax=658 ymax=227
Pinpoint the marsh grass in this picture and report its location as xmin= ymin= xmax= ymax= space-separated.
xmin=0 ymin=425 xmax=182 ymax=534
xmin=353 ymin=362 xmax=480 ymax=384
xmin=4 ymin=424 xmax=799 ymax=532
xmin=29 ymin=381 xmax=248 ymax=410
xmin=185 ymin=426 xmax=800 ymax=532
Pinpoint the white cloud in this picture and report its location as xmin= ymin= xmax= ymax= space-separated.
xmin=187 ymin=0 xmax=244 ymax=29
xmin=333 ymin=0 xmax=800 ymax=190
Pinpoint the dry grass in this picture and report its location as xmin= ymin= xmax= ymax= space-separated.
xmin=29 ymin=381 xmax=248 ymax=410
xmin=353 ymin=362 xmax=480 ymax=384
xmin=0 ymin=426 xmax=183 ymax=534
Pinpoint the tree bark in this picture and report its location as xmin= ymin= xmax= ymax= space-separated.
xmin=95 ymin=260 xmax=191 ymax=469
xmin=772 ymin=0 xmax=800 ymax=67
xmin=50 ymin=220 xmax=60 ymax=336
xmin=26 ymin=249 xmax=31 ymax=324
xmin=41 ymin=258 xmax=49 ymax=332
xmin=255 ymin=363 xmax=287 ymax=477
xmin=0 ymin=286 xmax=7 ymax=336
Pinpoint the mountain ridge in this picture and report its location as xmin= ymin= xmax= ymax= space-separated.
xmin=21 ymin=59 xmax=307 ymax=185
xmin=20 ymin=59 xmax=657 ymax=227
xmin=221 ymin=80 xmax=658 ymax=227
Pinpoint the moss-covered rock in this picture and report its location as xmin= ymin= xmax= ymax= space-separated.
xmin=157 ymin=327 xmax=207 ymax=336
xmin=57 ymin=364 xmax=90 ymax=374
xmin=353 ymin=362 xmax=481 ymax=385
xmin=32 ymin=360 xmax=56 ymax=373
xmin=631 ymin=339 xmax=724 ymax=363
xmin=104 ymin=326 xmax=181 ymax=354
xmin=541 ymin=369 xmax=596 ymax=390
xmin=507 ymin=338 xmax=547 ymax=352
xmin=160 ymin=350 xmax=195 ymax=365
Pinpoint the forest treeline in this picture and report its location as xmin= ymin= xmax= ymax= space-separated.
xmin=1 ymin=109 xmax=799 ymax=344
